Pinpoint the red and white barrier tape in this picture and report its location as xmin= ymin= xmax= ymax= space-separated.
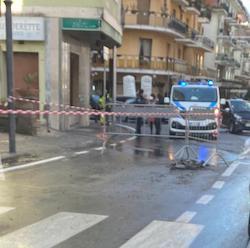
xmin=8 ymin=96 xmax=98 ymax=112
xmin=0 ymin=108 xmax=218 ymax=118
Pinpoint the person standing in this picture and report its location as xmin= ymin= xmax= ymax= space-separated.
xmin=148 ymin=94 xmax=156 ymax=134
xmin=155 ymin=93 xmax=164 ymax=135
xmin=98 ymin=94 xmax=105 ymax=125
xmin=135 ymin=89 xmax=146 ymax=134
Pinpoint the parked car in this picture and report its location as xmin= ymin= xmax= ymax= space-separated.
xmin=222 ymin=99 xmax=250 ymax=134
xmin=116 ymin=96 xmax=136 ymax=103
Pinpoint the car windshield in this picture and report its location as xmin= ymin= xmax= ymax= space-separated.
xmin=231 ymin=101 xmax=250 ymax=112
xmin=172 ymin=87 xmax=217 ymax=102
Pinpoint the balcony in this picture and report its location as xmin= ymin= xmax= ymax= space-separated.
xmin=195 ymin=35 xmax=215 ymax=50
xmin=212 ymin=2 xmax=229 ymax=15
xmin=168 ymin=16 xmax=188 ymax=34
xmin=198 ymin=8 xmax=212 ymax=23
xmin=176 ymin=30 xmax=214 ymax=52
xmin=124 ymin=11 xmax=188 ymax=36
xmin=215 ymin=53 xmax=240 ymax=67
xmin=172 ymin=0 xmax=189 ymax=7
xmin=92 ymin=54 xmax=207 ymax=77
xmin=186 ymin=0 xmax=201 ymax=15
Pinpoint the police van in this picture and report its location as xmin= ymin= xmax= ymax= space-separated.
xmin=165 ymin=80 xmax=225 ymax=139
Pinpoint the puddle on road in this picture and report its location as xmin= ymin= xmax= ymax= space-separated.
xmin=110 ymin=137 xmax=239 ymax=167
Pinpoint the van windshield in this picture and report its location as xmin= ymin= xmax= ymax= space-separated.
xmin=172 ymin=87 xmax=217 ymax=102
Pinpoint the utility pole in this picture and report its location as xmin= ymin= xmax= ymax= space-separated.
xmin=4 ymin=0 xmax=16 ymax=153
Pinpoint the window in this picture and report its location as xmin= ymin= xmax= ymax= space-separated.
xmin=178 ymin=48 xmax=182 ymax=59
xmin=173 ymin=9 xmax=176 ymax=18
xmin=167 ymin=43 xmax=171 ymax=57
xmin=139 ymin=38 xmax=152 ymax=64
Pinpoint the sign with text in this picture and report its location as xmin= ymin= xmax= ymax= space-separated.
xmin=123 ymin=75 xmax=136 ymax=97
xmin=141 ymin=75 xmax=152 ymax=98
xmin=0 ymin=17 xmax=45 ymax=41
xmin=62 ymin=18 xmax=101 ymax=31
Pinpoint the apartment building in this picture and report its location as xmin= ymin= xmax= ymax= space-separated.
xmin=92 ymin=0 xmax=215 ymax=97
xmin=204 ymin=0 xmax=249 ymax=98
xmin=0 ymin=0 xmax=122 ymax=130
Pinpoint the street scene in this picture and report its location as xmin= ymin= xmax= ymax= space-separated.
xmin=0 ymin=0 xmax=250 ymax=248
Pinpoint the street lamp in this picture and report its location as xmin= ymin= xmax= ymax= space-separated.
xmin=4 ymin=0 xmax=16 ymax=153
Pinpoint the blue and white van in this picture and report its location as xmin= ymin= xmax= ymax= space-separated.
xmin=166 ymin=81 xmax=224 ymax=138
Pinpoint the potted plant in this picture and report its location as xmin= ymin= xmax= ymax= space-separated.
xmin=15 ymin=72 xmax=39 ymax=136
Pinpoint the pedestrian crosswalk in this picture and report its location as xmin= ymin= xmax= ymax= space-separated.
xmin=120 ymin=220 xmax=203 ymax=248
xmin=0 ymin=212 xmax=108 ymax=248
xmin=0 ymin=208 xmax=203 ymax=248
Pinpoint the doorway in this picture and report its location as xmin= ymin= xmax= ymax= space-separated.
xmin=70 ymin=53 xmax=79 ymax=107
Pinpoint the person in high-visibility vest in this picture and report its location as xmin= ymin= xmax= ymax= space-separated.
xmin=98 ymin=95 xmax=106 ymax=125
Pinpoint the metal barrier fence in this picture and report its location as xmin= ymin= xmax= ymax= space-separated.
xmin=106 ymin=103 xmax=229 ymax=168
xmin=0 ymin=98 xmax=230 ymax=168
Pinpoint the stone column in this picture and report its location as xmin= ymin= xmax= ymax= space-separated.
xmin=45 ymin=18 xmax=62 ymax=130
xmin=79 ymin=43 xmax=91 ymax=126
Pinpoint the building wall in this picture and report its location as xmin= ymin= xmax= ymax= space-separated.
xmin=117 ymin=29 xmax=202 ymax=67
xmin=0 ymin=41 xmax=45 ymax=110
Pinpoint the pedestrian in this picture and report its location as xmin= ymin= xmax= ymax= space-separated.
xmin=98 ymin=94 xmax=105 ymax=125
xmin=148 ymin=94 xmax=156 ymax=134
xmin=155 ymin=93 xmax=164 ymax=135
xmin=43 ymin=103 xmax=50 ymax=133
xmin=135 ymin=89 xmax=146 ymax=134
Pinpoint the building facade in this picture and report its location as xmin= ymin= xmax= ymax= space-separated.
xmin=92 ymin=0 xmax=215 ymax=97
xmin=204 ymin=0 xmax=249 ymax=98
xmin=0 ymin=0 xmax=122 ymax=130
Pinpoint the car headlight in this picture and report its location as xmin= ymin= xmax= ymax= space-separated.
xmin=234 ymin=114 xmax=242 ymax=122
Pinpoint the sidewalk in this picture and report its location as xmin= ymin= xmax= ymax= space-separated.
xmin=0 ymin=123 xmax=105 ymax=167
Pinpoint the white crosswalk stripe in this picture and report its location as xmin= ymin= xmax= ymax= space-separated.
xmin=0 ymin=212 xmax=108 ymax=248
xmin=119 ymin=220 xmax=203 ymax=248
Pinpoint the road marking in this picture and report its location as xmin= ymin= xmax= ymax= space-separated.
xmin=127 ymin=136 xmax=136 ymax=141
xmin=0 ymin=207 xmax=15 ymax=216
xmin=120 ymin=140 xmax=126 ymax=144
xmin=0 ymin=156 xmax=65 ymax=174
xmin=110 ymin=143 xmax=117 ymax=147
xmin=119 ymin=220 xmax=203 ymax=248
xmin=93 ymin=147 xmax=104 ymax=151
xmin=74 ymin=151 xmax=89 ymax=155
xmin=176 ymin=211 xmax=197 ymax=223
xmin=212 ymin=181 xmax=225 ymax=189
xmin=222 ymin=162 xmax=239 ymax=177
xmin=196 ymin=195 xmax=214 ymax=205
xmin=0 ymin=212 xmax=107 ymax=248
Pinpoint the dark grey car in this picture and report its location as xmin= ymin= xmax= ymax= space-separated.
xmin=222 ymin=99 xmax=250 ymax=134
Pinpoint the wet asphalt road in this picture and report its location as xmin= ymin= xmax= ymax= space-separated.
xmin=0 ymin=131 xmax=249 ymax=247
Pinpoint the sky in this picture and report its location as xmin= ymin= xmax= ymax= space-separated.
xmin=242 ymin=0 xmax=250 ymax=14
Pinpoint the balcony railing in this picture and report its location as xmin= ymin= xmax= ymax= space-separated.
xmin=92 ymin=54 xmax=206 ymax=77
xmin=199 ymin=8 xmax=211 ymax=21
xmin=215 ymin=53 xmax=240 ymax=67
xmin=187 ymin=0 xmax=202 ymax=11
xmin=212 ymin=2 xmax=229 ymax=13
xmin=124 ymin=11 xmax=189 ymax=35
xmin=195 ymin=36 xmax=215 ymax=50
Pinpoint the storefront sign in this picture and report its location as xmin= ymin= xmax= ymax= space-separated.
xmin=0 ymin=17 xmax=45 ymax=41
xmin=123 ymin=76 xmax=136 ymax=97
xmin=62 ymin=18 xmax=101 ymax=31
xmin=141 ymin=75 xmax=152 ymax=98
